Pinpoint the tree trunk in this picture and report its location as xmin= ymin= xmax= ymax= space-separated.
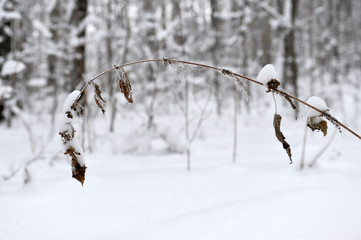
xmin=210 ymin=0 xmax=222 ymax=115
xmin=70 ymin=0 xmax=87 ymax=90
xmin=48 ymin=0 xmax=60 ymax=135
xmin=282 ymin=0 xmax=298 ymax=112
xmin=0 ymin=0 xmax=16 ymax=124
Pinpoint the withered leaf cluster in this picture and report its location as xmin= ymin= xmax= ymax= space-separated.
xmin=273 ymin=114 xmax=293 ymax=164
xmin=59 ymin=101 xmax=86 ymax=185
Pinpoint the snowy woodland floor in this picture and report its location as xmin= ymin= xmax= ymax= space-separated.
xmin=1 ymin=104 xmax=361 ymax=240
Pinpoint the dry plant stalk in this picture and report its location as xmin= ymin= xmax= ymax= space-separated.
xmin=323 ymin=112 xmax=342 ymax=133
xmin=163 ymin=57 xmax=190 ymax=82
xmin=61 ymin=58 xmax=361 ymax=184
xmin=273 ymin=114 xmax=293 ymax=164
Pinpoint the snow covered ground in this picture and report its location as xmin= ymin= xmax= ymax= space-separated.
xmin=1 ymin=110 xmax=361 ymax=240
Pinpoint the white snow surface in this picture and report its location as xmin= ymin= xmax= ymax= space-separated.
xmin=1 ymin=60 xmax=26 ymax=76
xmin=1 ymin=109 xmax=361 ymax=240
xmin=63 ymin=90 xmax=81 ymax=114
xmin=306 ymin=96 xmax=329 ymax=117
xmin=256 ymin=64 xmax=278 ymax=85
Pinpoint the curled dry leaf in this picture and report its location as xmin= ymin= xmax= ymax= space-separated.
xmin=94 ymin=95 xmax=106 ymax=114
xmin=307 ymin=117 xmax=328 ymax=136
xmin=273 ymin=114 xmax=293 ymax=164
xmin=93 ymin=83 xmax=106 ymax=114
xmin=64 ymin=146 xmax=86 ymax=185
xmin=93 ymin=83 xmax=106 ymax=102
xmin=116 ymin=67 xmax=133 ymax=103
xmin=72 ymin=160 xmax=87 ymax=186
xmin=65 ymin=147 xmax=86 ymax=185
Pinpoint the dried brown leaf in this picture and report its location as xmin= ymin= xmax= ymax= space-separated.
xmin=307 ymin=117 xmax=328 ymax=136
xmin=93 ymin=83 xmax=106 ymax=102
xmin=92 ymin=83 xmax=106 ymax=114
xmin=64 ymin=146 xmax=86 ymax=185
xmin=72 ymin=159 xmax=87 ymax=186
xmin=94 ymin=95 xmax=106 ymax=114
xmin=273 ymin=114 xmax=293 ymax=164
xmin=117 ymin=67 xmax=133 ymax=103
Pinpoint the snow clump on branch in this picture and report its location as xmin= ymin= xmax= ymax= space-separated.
xmin=306 ymin=96 xmax=329 ymax=136
xmin=256 ymin=64 xmax=277 ymax=84
xmin=256 ymin=64 xmax=280 ymax=92
xmin=59 ymin=90 xmax=86 ymax=185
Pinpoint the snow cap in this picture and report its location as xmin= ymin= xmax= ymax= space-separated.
xmin=256 ymin=64 xmax=278 ymax=85
xmin=306 ymin=96 xmax=329 ymax=117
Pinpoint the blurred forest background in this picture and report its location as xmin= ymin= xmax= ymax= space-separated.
xmin=0 ymin=0 xmax=361 ymax=181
